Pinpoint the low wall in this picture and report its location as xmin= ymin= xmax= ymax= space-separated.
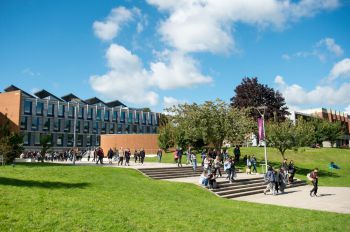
xmin=100 ymin=134 xmax=159 ymax=155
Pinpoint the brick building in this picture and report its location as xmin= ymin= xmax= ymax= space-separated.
xmin=289 ymin=108 xmax=350 ymax=147
xmin=0 ymin=85 xmax=160 ymax=151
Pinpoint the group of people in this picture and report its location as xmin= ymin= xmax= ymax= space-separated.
xmin=89 ymin=147 xmax=147 ymax=166
xmin=264 ymin=159 xmax=296 ymax=195
xmin=20 ymin=150 xmax=84 ymax=162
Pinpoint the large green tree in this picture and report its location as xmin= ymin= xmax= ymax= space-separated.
xmin=166 ymin=99 xmax=254 ymax=150
xmin=310 ymin=118 xmax=343 ymax=147
xmin=230 ymin=77 xmax=289 ymax=121
xmin=266 ymin=118 xmax=315 ymax=159
xmin=0 ymin=115 xmax=24 ymax=164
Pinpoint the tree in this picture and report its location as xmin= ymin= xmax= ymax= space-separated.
xmin=166 ymin=99 xmax=254 ymax=150
xmin=0 ymin=115 xmax=24 ymax=164
xmin=158 ymin=122 xmax=174 ymax=152
xmin=39 ymin=134 xmax=52 ymax=162
xmin=230 ymin=77 xmax=289 ymax=121
xmin=266 ymin=118 xmax=315 ymax=159
xmin=323 ymin=121 xmax=343 ymax=147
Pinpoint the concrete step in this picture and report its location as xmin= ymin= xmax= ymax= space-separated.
xmin=152 ymin=173 xmax=201 ymax=179
xmin=218 ymin=185 xmax=266 ymax=196
xmin=216 ymin=179 xmax=264 ymax=187
xmin=212 ymin=181 xmax=265 ymax=192
xmin=140 ymin=169 xmax=204 ymax=175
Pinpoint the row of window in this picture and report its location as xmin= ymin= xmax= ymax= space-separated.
xmin=20 ymin=116 xmax=158 ymax=134
xmin=23 ymin=101 xmax=158 ymax=125
xmin=23 ymin=132 xmax=101 ymax=147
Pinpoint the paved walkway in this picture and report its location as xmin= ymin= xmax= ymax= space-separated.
xmin=234 ymin=185 xmax=350 ymax=214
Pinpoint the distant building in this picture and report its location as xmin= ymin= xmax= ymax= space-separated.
xmin=289 ymin=108 xmax=350 ymax=147
xmin=0 ymin=85 xmax=160 ymax=151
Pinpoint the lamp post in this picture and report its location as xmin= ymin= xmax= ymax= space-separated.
xmin=72 ymin=101 xmax=78 ymax=165
xmin=256 ymin=106 xmax=268 ymax=173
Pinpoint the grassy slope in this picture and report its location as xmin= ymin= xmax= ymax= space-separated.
xmin=148 ymin=147 xmax=350 ymax=187
xmin=0 ymin=164 xmax=349 ymax=231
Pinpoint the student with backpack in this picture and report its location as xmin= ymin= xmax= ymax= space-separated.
xmin=308 ymin=168 xmax=319 ymax=197
xmin=264 ymin=166 xmax=276 ymax=195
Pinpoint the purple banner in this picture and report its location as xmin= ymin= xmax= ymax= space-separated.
xmin=258 ymin=118 xmax=265 ymax=141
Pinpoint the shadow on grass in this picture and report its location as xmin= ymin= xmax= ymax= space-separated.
xmin=0 ymin=177 xmax=90 ymax=189
xmin=11 ymin=162 xmax=74 ymax=168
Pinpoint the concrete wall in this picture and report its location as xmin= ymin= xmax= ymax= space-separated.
xmin=0 ymin=90 xmax=21 ymax=132
xmin=100 ymin=134 xmax=159 ymax=154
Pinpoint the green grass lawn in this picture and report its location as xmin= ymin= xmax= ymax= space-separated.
xmin=0 ymin=163 xmax=349 ymax=231
xmin=148 ymin=147 xmax=350 ymax=187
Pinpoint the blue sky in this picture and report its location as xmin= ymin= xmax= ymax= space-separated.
xmin=0 ymin=0 xmax=349 ymax=113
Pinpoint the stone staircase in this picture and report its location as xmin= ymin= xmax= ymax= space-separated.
xmin=207 ymin=177 xmax=307 ymax=199
xmin=138 ymin=166 xmax=229 ymax=180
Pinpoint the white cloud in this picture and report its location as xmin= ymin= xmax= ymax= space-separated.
xmin=22 ymin=68 xmax=40 ymax=76
xmin=148 ymin=0 xmax=339 ymax=54
xmin=93 ymin=7 xmax=134 ymax=41
xmin=317 ymin=37 xmax=344 ymax=56
xmin=163 ymin=96 xmax=187 ymax=109
xmin=282 ymin=37 xmax=343 ymax=62
xmin=150 ymin=51 xmax=213 ymax=89
xmin=90 ymin=44 xmax=158 ymax=106
xmin=328 ymin=58 xmax=350 ymax=81
xmin=275 ymin=75 xmax=350 ymax=107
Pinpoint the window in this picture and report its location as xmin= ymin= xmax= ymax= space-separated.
xmin=135 ymin=112 xmax=140 ymax=123
xmin=101 ymin=123 xmax=106 ymax=134
xmin=54 ymin=119 xmax=61 ymax=132
xmin=31 ymin=117 xmax=40 ymax=131
xmin=96 ymin=109 xmax=102 ymax=121
xmin=117 ymin=124 xmax=122 ymax=134
xmin=24 ymin=101 xmax=32 ymax=115
xmin=56 ymin=134 xmax=64 ymax=146
xmin=96 ymin=136 xmax=100 ymax=146
xmin=68 ymin=106 xmax=75 ymax=118
xmin=34 ymin=133 xmax=40 ymax=145
xmin=47 ymin=104 xmax=54 ymax=116
xmin=125 ymin=125 xmax=130 ymax=134
xmin=20 ymin=116 xmax=27 ymax=130
xmin=109 ymin=123 xmax=115 ymax=134
xmin=36 ymin=102 xmax=44 ymax=116
xmin=58 ymin=105 xmax=65 ymax=117
xmin=64 ymin=120 xmax=71 ymax=132
xmin=83 ymin=121 xmax=90 ymax=133
xmin=112 ymin=111 xmax=118 ymax=122
xmin=133 ymin=125 xmax=137 ymax=133
xmin=149 ymin=114 xmax=153 ymax=125
xmin=78 ymin=107 xmax=84 ymax=119
xmin=75 ymin=121 xmax=81 ymax=133
xmin=128 ymin=112 xmax=133 ymax=124
xmin=23 ymin=132 xmax=31 ymax=145
xmin=88 ymin=108 xmax=93 ymax=120
xmin=86 ymin=135 xmax=91 ymax=147
xmin=142 ymin=113 xmax=147 ymax=124
xmin=146 ymin=126 xmax=151 ymax=134
xmin=43 ymin=118 xmax=50 ymax=131
xmin=104 ymin=110 xmax=110 ymax=121
xmin=77 ymin=135 xmax=83 ymax=147
xmin=67 ymin=134 xmax=73 ymax=147
xmin=120 ymin=112 xmax=126 ymax=123
xmin=93 ymin=122 xmax=99 ymax=134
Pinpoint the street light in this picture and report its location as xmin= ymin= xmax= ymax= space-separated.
xmin=256 ymin=106 xmax=268 ymax=173
xmin=72 ymin=99 xmax=80 ymax=165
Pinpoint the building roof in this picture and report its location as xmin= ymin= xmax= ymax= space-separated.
xmin=106 ymin=100 xmax=127 ymax=108
xmin=34 ymin=89 xmax=63 ymax=101
xmin=61 ymin=93 xmax=86 ymax=104
xmin=4 ymin=85 xmax=35 ymax=98
xmin=84 ymin=97 xmax=106 ymax=106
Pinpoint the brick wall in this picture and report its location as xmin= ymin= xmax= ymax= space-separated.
xmin=100 ymin=134 xmax=159 ymax=155
xmin=0 ymin=90 xmax=21 ymax=132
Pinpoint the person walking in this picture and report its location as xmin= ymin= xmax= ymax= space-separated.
xmin=201 ymin=149 xmax=206 ymax=167
xmin=96 ymin=147 xmax=104 ymax=165
xmin=157 ymin=149 xmax=162 ymax=163
xmin=134 ymin=149 xmax=138 ymax=163
xmin=309 ymin=168 xmax=319 ymax=197
xmin=224 ymin=158 xmax=234 ymax=183
xmin=140 ymin=148 xmax=145 ymax=165
xmin=251 ymin=155 xmax=257 ymax=173
xmin=246 ymin=155 xmax=252 ymax=174
xmin=288 ymin=160 xmax=296 ymax=183
xmin=264 ymin=166 xmax=276 ymax=195
xmin=118 ymin=147 xmax=124 ymax=166
xmin=214 ymin=156 xmax=222 ymax=177
xmin=234 ymin=145 xmax=240 ymax=162
xmin=191 ymin=152 xmax=197 ymax=172
xmin=125 ymin=149 xmax=130 ymax=166
xmin=177 ymin=148 xmax=183 ymax=167
xmin=114 ymin=149 xmax=119 ymax=162
xmin=107 ymin=148 xmax=114 ymax=164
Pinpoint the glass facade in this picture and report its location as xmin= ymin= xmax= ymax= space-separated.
xmin=24 ymin=101 xmax=32 ymax=115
